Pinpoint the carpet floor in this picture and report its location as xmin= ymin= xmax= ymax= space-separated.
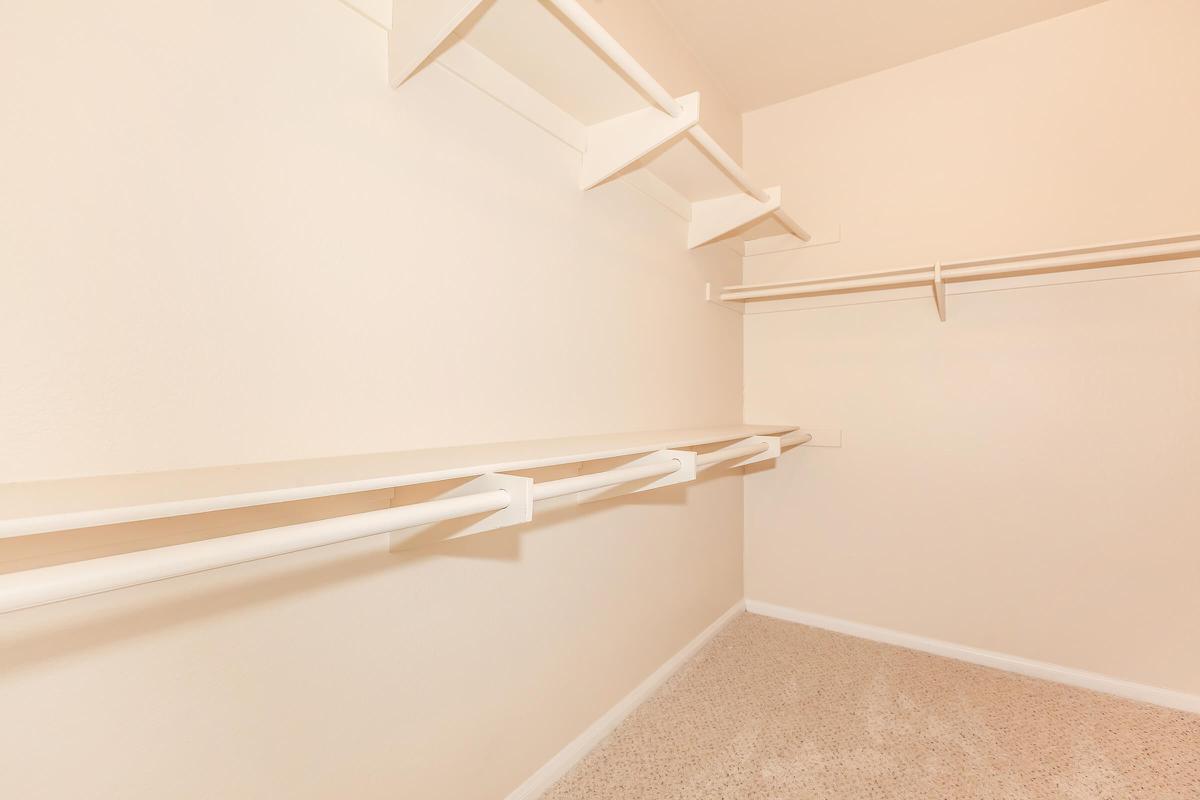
xmin=540 ymin=612 xmax=1200 ymax=799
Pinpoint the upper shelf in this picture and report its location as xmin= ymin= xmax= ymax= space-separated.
xmin=0 ymin=425 xmax=803 ymax=538
xmin=389 ymin=0 xmax=809 ymax=250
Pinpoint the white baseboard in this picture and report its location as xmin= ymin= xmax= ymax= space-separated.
xmin=505 ymin=600 xmax=746 ymax=800
xmin=746 ymin=599 xmax=1200 ymax=715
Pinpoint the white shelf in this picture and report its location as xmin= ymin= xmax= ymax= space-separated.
xmin=0 ymin=425 xmax=801 ymax=538
xmin=0 ymin=425 xmax=813 ymax=613
xmin=389 ymin=0 xmax=810 ymax=250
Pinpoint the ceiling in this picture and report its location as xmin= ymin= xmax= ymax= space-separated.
xmin=648 ymin=0 xmax=1108 ymax=112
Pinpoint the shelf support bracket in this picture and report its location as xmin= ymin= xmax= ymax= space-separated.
xmin=580 ymin=93 xmax=700 ymax=190
xmin=688 ymin=187 xmax=782 ymax=249
xmin=390 ymin=472 xmax=533 ymax=551
xmin=933 ymin=260 xmax=947 ymax=322
xmin=705 ymin=282 xmax=744 ymax=315
xmin=388 ymin=0 xmax=488 ymax=87
xmin=578 ymin=449 xmax=697 ymax=505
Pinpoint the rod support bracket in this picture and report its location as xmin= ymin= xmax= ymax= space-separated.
xmin=580 ymin=92 xmax=700 ymax=190
xmin=390 ymin=472 xmax=533 ymax=551
xmin=688 ymin=187 xmax=782 ymax=249
xmin=705 ymin=282 xmax=745 ymax=314
xmin=933 ymin=260 xmax=947 ymax=322
xmin=577 ymin=449 xmax=697 ymax=505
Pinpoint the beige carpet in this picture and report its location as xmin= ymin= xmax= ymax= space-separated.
xmin=541 ymin=613 xmax=1200 ymax=799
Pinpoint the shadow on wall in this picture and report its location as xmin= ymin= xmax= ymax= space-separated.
xmin=0 ymin=458 xmax=739 ymax=676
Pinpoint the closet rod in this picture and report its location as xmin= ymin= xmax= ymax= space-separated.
xmin=780 ymin=431 xmax=813 ymax=448
xmin=771 ymin=209 xmax=813 ymax=243
xmin=0 ymin=489 xmax=512 ymax=615
xmin=0 ymin=436 xmax=807 ymax=614
xmin=532 ymin=458 xmax=682 ymax=501
xmin=722 ymin=233 xmax=1200 ymax=302
xmin=688 ymin=126 xmax=769 ymax=203
xmin=686 ymin=129 xmax=812 ymax=241
xmin=688 ymin=124 xmax=811 ymax=241
xmin=544 ymin=0 xmax=683 ymax=117
xmin=694 ymin=432 xmax=813 ymax=468
xmin=697 ymin=442 xmax=766 ymax=467
xmin=543 ymin=0 xmax=810 ymax=242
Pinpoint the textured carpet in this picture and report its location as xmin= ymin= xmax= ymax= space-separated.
xmin=541 ymin=613 xmax=1200 ymax=799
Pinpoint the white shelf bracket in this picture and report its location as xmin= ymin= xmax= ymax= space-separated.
xmin=390 ymin=472 xmax=533 ymax=551
xmin=578 ymin=449 xmax=697 ymax=504
xmin=708 ymin=435 xmax=782 ymax=468
xmin=580 ymin=93 xmax=700 ymax=190
xmin=705 ymin=282 xmax=744 ymax=315
xmin=688 ymin=187 xmax=782 ymax=249
xmin=933 ymin=260 xmax=947 ymax=322
xmin=388 ymin=0 xmax=488 ymax=87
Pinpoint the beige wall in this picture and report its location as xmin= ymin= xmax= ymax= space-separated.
xmin=742 ymin=0 xmax=1200 ymax=694
xmin=0 ymin=1 xmax=745 ymax=797
xmin=743 ymin=0 xmax=1200 ymax=281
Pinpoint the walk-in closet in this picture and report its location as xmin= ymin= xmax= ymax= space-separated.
xmin=2 ymin=0 xmax=1198 ymax=797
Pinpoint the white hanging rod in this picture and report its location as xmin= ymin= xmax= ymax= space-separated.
xmin=531 ymin=457 xmax=681 ymax=501
xmin=0 ymin=490 xmax=512 ymax=615
xmin=696 ymin=431 xmax=811 ymax=468
xmin=721 ymin=232 xmax=1200 ymax=303
xmin=779 ymin=431 xmax=813 ymax=448
xmin=541 ymin=0 xmax=810 ymax=243
xmin=0 ymin=432 xmax=811 ymax=614
xmin=543 ymin=0 xmax=682 ymax=117
xmin=687 ymin=126 xmax=767 ymax=202
xmin=697 ymin=441 xmax=766 ymax=467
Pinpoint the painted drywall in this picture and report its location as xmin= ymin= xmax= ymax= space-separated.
xmin=742 ymin=0 xmax=1200 ymax=695
xmin=0 ymin=1 xmax=746 ymax=798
